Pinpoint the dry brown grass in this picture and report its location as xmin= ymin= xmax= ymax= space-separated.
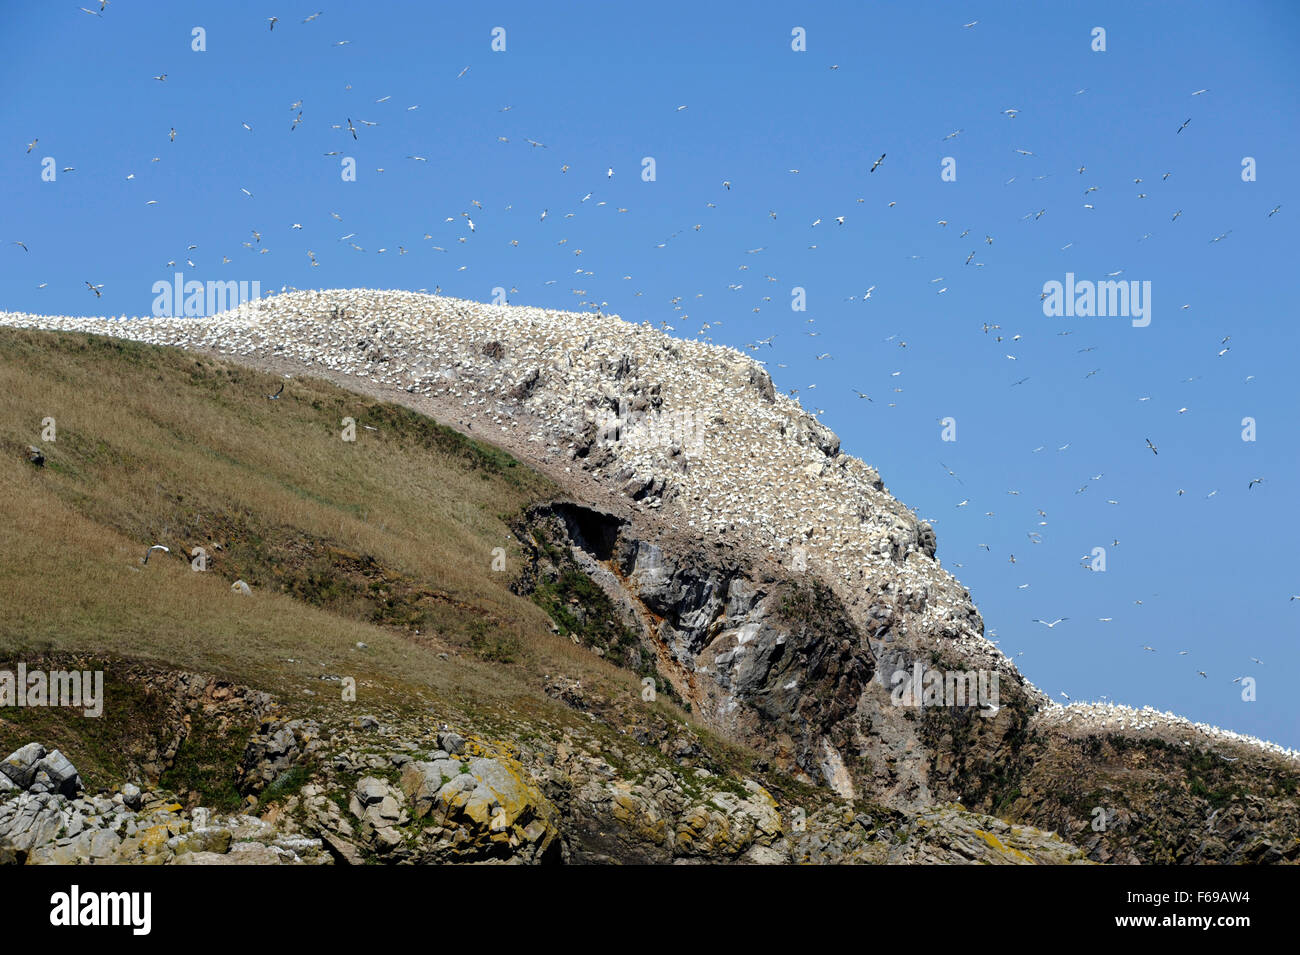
xmin=0 ymin=329 xmax=670 ymax=717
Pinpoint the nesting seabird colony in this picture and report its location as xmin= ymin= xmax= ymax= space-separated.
xmin=3 ymin=289 xmax=1295 ymax=764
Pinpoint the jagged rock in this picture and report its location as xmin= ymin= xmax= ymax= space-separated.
xmin=319 ymin=830 xmax=365 ymax=865
xmin=28 ymin=828 xmax=122 ymax=865
xmin=0 ymin=792 xmax=66 ymax=851
xmin=31 ymin=750 xmax=82 ymax=798
xmin=438 ymin=731 xmax=466 ymax=755
xmin=177 ymin=842 xmax=301 ymax=865
xmin=121 ymin=783 xmax=142 ymax=811
xmin=239 ymin=718 xmax=319 ymax=793
xmin=395 ymin=751 xmax=559 ymax=860
xmin=168 ymin=827 xmax=233 ymax=856
xmin=353 ymin=776 xmax=388 ymax=807
xmin=917 ymin=522 xmax=937 ymax=559
xmin=399 ymin=759 xmax=467 ymax=819
xmin=1 ymin=743 xmax=47 ymax=789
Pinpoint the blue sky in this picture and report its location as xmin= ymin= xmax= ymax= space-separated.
xmin=2 ymin=1 xmax=1297 ymax=747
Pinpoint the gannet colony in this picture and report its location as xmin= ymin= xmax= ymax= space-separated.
xmin=3 ymin=289 xmax=1295 ymax=764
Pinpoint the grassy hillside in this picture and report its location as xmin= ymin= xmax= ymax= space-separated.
xmin=0 ymin=328 xmax=718 ymax=795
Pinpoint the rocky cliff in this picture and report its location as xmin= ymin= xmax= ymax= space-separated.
xmin=1 ymin=293 xmax=1297 ymax=865
xmin=0 ymin=661 xmax=1092 ymax=865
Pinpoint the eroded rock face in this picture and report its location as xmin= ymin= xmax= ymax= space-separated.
xmin=6 ymin=676 xmax=1292 ymax=865
xmin=517 ymin=503 xmax=873 ymax=798
xmin=282 ymin=711 xmax=1093 ymax=866
xmin=239 ymin=718 xmax=324 ymax=794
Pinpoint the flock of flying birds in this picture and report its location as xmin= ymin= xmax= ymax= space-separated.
xmin=10 ymin=9 xmax=1291 ymax=706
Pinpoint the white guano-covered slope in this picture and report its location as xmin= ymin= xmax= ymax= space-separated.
xmin=4 ymin=289 xmax=1296 ymax=763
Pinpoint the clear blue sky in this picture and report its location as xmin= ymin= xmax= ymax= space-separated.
xmin=2 ymin=1 xmax=1297 ymax=748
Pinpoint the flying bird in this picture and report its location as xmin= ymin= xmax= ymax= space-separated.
xmin=141 ymin=544 xmax=169 ymax=565
xmin=1033 ymin=618 xmax=1068 ymax=629
xmin=870 ymin=153 xmax=885 ymax=172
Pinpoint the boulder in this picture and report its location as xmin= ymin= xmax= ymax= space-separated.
xmin=32 ymin=750 xmax=81 ymax=797
xmin=438 ymin=731 xmax=467 ymax=755
xmin=1 ymin=743 xmax=47 ymax=789
xmin=121 ymin=783 xmax=143 ymax=811
xmin=169 ymin=827 xmax=233 ymax=856
xmin=398 ymin=759 xmax=466 ymax=819
xmin=353 ymin=777 xmax=388 ymax=806
xmin=0 ymin=792 xmax=65 ymax=851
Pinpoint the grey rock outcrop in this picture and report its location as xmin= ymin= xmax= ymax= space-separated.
xmin=1 ymin=743 xmax=47 ymax=790
xmin=30 ymin=751 xmax=82 ymax=798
